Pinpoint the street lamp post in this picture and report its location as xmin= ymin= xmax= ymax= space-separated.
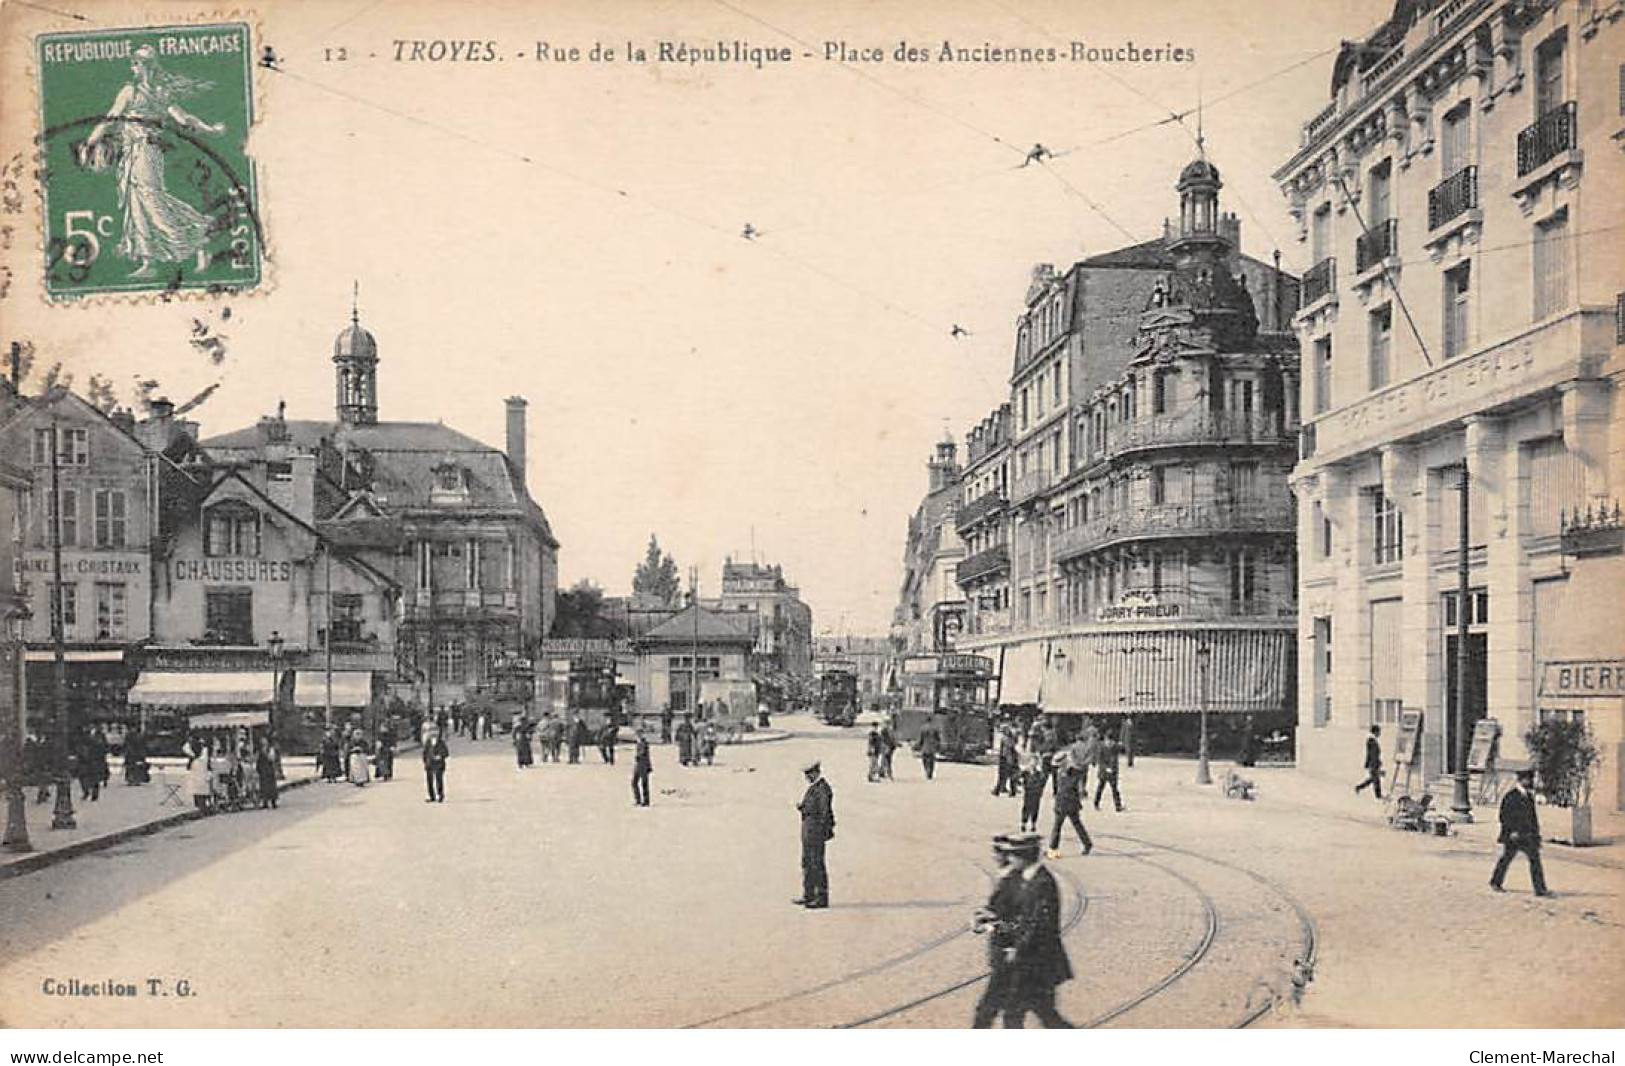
xmin=48 ymin=421 xmax=74 ymax=831
xmin=267 ymin=631 xmax=284 ymax=747
xmin=1450 ymin=464 xmax=1474 ymax=822
xmin=2 ymin=608 xmax=31 ymax=852
xmin=1195 ymin=638 xmax=1213 ymax=785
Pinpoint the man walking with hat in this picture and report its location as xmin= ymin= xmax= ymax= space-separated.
xmin=1491 ymin=769 xmax=1551 ymax=897
xmin=972 ymin=832 xmax=1074 ymax=1028
xmin=795 ymin=758 xmax=836 ymax=909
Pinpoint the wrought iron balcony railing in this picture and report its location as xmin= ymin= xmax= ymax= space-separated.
xmin=1105 ymin=409 xmax=1293 ymax=456
xmin=1011 ymin=467 xmax=1054 ymax=504
xmin=1053 ymin=498 xmax=1297 ymax=562
xmin=955 ymin=491 xmax=1007 ymax=531
xmin=1355 ymin=218 xmax=1398 ymax=274
xmin=1301 ymin=257 xmax=1336 ymax=307
xmin=956 ymin=544 xmax=1011 ymax=585
xmin=1518 ymin=101 xmax=1577 ymax=177
xmin=1428 ymin=166 xmax=1477 ymax=230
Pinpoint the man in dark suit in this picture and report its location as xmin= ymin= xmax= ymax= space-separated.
xmin=794 ymin=759 xmax=835 ymax=908
xmin=631 ymin=728 xmax=652 ymax=807
xmin=917 ymin=720 xmax=941 ymax=781
xmin=972 ymin=832 xmax=1073 ymax=1028
xmin=1354 ymin=724 xmax=1384 ymax=798
xmin=992 ymin=724 xmax=1018 ymax=796
xmin=1491 ymin=769 xmax=1551 ymax=896
xmin=422 ymin=729 xmax=449 ymax=803
xmin=1046 ymin=750 xmax=1093 ymax=858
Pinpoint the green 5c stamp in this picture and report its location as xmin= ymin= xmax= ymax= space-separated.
xmin=36 ymin=23 xmax=261 ymax=299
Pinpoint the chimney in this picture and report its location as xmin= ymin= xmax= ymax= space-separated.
xmin=505 ymin=396 xmax=528 ymax=489
xmin=289 ymin=453 xmax=316 ymax=523
xmin=1219 ymin=212 xmax=1241 ymax=252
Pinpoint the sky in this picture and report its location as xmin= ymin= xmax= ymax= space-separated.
xmin=0 ymin=0 xmax=1393 ymax=636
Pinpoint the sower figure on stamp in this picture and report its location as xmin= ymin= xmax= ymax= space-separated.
xmin=1491 ymin=769 xmax=1552 ymax=897
xmin=76 ymin=46 xmax=227 ymax=279
xmin=795 ymin=759 xmax=835 ymax=909
xmin=1354 ymin=724 xmax=1384 ymax=799
xmin=972 ymin=832 xmax=1075 ymax=1028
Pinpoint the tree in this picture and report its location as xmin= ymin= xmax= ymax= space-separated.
xmin=552 ymin=579 xmax=611 ymax=638
xmin=632 ymin=534 xmax=681 ymax=606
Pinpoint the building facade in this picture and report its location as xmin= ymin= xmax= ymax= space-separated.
xmin=812 ymin=634 xmax=890 ymax=702
xmin=630 ymin=604 xmax=755 ymax=715
xmin=948 ymin=157 xmax=1302 ymax=740
xmin=891 ymin=437 xmax=966 ymax=658
xmin=200 ymin=308 xmax=561 ymax=718
xmin=1274 ymin=0 xmax=1623 ymax=807
xmin=716 ymin=559 xmax=814 ymax=680
xmin=0 ymin=388 xmax=201 ymax=735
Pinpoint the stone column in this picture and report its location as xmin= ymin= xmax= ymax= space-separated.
xmin=1466 ymin=415 xmax=1527 ymax=759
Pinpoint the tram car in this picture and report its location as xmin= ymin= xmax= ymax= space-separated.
xmin=565 ymin=654 xmax=624 ymax=730
xmin=815 ymin=658 xmax=859 ymax=727
xmin=468 ymin=654 xmax=538 ymax=733
xmin=892 ymin=652 xmax=995 ymax=761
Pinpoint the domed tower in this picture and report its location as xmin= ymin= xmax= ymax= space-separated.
xmin=1140 ymin=149 xmax=1259 ymax=352
xmin=333 ymin=289 xmax=378 ymax=426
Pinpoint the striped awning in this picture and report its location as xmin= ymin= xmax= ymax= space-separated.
xmin=127 ymin=671 xmax=276 ymax=707
xmin=1041 ymin=629 xmax=1291 ymax=715
xmin=293 ymin=671 xmax=373 ymax=708
xmin=998 ymin=641 xmax=1047 ymax=705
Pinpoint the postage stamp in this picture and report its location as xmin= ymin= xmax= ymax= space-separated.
xmin=34 ymin=22 xmax=261 ymax=300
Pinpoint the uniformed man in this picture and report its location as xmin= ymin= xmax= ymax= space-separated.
xmin=972 ymin=832 xmax=1074 ymax=1028
xmin=794 ymin=759 xmax=835 ymax=909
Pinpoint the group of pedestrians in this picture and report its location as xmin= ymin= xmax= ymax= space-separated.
xmin=988 ymin=717 xmax=1127 ymax=852
xmin=675 ymin=714 xmax=718 ymax=766
xmin=865 ymin=720 xmax=899 ymax=782
xmin=185 ymin=732 xmax=283 ymax=812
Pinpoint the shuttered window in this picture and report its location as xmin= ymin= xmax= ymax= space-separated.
xmin=1532 ymin=212 xmax=1570 ymax=320
xmin=1369 ymin=598 xmax=1403 ymax=725
xmin=1524 ymin=436 xmax=1588 ymax=537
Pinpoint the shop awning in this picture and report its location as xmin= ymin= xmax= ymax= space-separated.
xmin=293 ymin=670 xmax=373 ymax=708
xmin=127 ymin=671 xmax=276 ymax=707
xmin=1041 ymin=629 xmax=1291 ymax=715
xmin=189 ymin=710 xmax=270 ymax=729
xmin=998 ymin=641 xmax=1047 ymax=705
xmin=25 ymin=648 xmax=125 ymax=663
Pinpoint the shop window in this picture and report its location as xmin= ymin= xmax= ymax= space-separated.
xmin=94 ymin=582 xmax=126 ymax=640
xmin=204 ymin=587 xmax=253 ymax=645
xmin=94 ymin=489 xmax=127 ymax=549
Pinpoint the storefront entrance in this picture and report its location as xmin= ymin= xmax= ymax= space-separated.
xmin=1443 ymin=632 xmax=1488 ymax=773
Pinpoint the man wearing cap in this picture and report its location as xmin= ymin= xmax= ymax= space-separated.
xmin=1491 ymin=769 xmax=1551 ymax=897
xmin=1047 ymin=748 xmax=1093 ymax=859
xmin=795 ymin=759 xmax=836 ymax=908
xmin=972 ymin=832 xmax=1074 ymax=1028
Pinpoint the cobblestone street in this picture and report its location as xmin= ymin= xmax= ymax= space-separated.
xmin=2 ymin=719 xmax=1620 ymax=1028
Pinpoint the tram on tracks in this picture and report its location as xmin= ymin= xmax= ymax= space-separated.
xmin=892 ymin=652 xmax=995 ymax=760
xmin=814 ymin=658 xmax=859 ymax=726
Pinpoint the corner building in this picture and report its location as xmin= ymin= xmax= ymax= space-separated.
xmin=955 ymin=155 xmax=1302 ymax=739
xmin=1274 ymin=0 xmax=1624 ymax=807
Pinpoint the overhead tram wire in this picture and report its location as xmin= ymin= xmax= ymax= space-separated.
xmin=709 ymin=0 xmax=1139 ymax=245
xmin=1332 ymin=170 xmax=1434 ymax=368
xmin=261 ymin=63 xmax=1002 ymax=379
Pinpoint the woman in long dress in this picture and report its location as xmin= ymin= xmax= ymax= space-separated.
xmin=347 ymin=735 xmax=371 ymax=787
xmin=187 ymin=741 xmax=213 ymax=812
xmin=514 ymin=721 xmax=534 ymax=770
xmin=77 ymin=45 xmax=227 ymax=278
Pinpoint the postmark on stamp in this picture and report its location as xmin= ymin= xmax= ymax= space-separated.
xmin=35 ymin=22 xmax=261 ymax=300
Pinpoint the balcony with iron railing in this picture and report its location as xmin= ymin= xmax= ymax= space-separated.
xmin=955 ymin=491 xmax=1008 ymax=531
xmin=1010 ymin=467 xmax=1054 ymax=505
xmin=1104 ymin=409 xmax=1293 ymax=457
xmin=1355 ymin=218 xmax=1398 ymax=275
xmin=1428 ymin=165 xmax=1478 ymax=231
xmin=1053 ymin=498 xmax=1297 ymax=562
xmin=956 ymin=543 xmax=1010 ymax=585
xmin=1560 ymin=499 xmax=1623 ymax=557
xmin=1518 ymin=101 xmax=1577 ymax=177
xmin=1301 ymin=257 xmax=1336 ymax=309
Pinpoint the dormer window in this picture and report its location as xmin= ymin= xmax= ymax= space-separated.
xmin=204 ymin=500 xmax=261 ymax=558
xmin=429 ymin=460 xmax=471 ymax=505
